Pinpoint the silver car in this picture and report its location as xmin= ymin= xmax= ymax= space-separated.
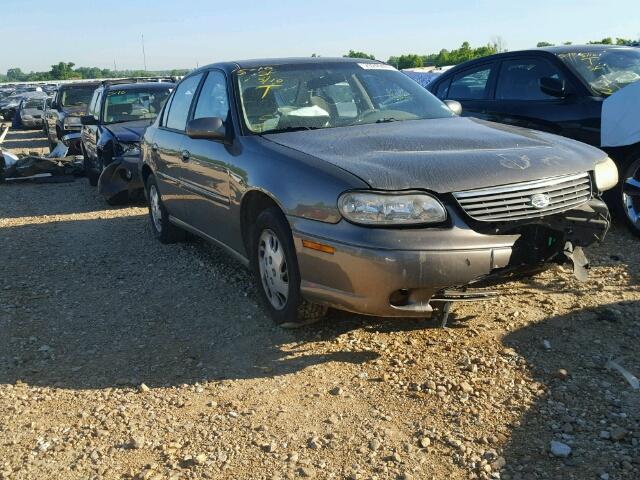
xmin=140 ymin=58 xmax=618 ymax=327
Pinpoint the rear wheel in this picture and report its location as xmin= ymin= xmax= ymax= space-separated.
xmin=146 ymin=173 xmax=185 ymax=244
xmin=250 ymin=207 xmax=327 ymax=327
xmin=618 ymin=155 xmax=640 ymax=237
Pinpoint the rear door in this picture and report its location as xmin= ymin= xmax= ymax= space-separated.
xmin=152 ymin=73 xmax=204 ymax=220
xmin=485 ymin=55 xmax=601 ymax=145
xmin=438 ymin=62 xmax=498 ymax=120
xmin=178 ymin=69 xmax=233 ymax=244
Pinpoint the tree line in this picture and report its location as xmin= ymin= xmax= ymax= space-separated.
xmin=0 ymin=62 xmax=189 ymax=83
xmin=3 ymin=37 xmax=639 ymax=83
xmin=344 ymin=36 xmax=640 ymax=70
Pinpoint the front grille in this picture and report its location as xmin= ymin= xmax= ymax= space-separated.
xmin=453 ymin=172 xmax=592 ymax=222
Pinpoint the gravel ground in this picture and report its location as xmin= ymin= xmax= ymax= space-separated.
xmin=1 ymin=129 xmax=639 ymax=480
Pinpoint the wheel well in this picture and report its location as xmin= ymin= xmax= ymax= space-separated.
xmin=141 ymin=164 xmax=153 ymax=187
xmin=240 ymin=191 xmax=281 ymax=255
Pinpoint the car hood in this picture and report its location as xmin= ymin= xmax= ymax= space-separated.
xmin=104 ymin=120 xmax=152 ymax=143
xmin=263 ymin=117 xmax=607 ymax=193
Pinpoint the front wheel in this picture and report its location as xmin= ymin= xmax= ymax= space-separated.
xmin=251 ymin=208 xmax=327 ymax=327
xmin=618 ymin=155 xmax=640 ymax=237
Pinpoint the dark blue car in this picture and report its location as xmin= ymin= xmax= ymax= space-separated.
xmin=80 ymin=80 xmax=174 ymax=204
xmin=428 ymin=45 xmax=640 ymax=236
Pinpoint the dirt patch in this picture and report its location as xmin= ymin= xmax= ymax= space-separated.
xmin=1 ymin=129 xmax=639 ymax=480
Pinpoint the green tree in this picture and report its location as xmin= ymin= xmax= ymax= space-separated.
xmin=344 ymin=50 xmax=375 ymax=60
xmin=588 ymin=37 xmax=613 ymax=45
xmin=6 ymin=68 xmax=26 ymax=81
xmin=536 ymin=41 xmax=555 ymax=47
xmin=395 ymin=54 xmax=423 ymax=69
xmin=50 ymin=62 xmax=81 ymax=80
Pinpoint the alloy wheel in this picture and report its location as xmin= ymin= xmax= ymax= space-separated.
xmin=258 ymin=229 xmax=289 ymax=310
xmin=149 ymin=185 xmax=163 ymax=233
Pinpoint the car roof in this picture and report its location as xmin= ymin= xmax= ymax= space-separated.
xmin=103 ymin=82 xmax=175 ymax=91
xmin=59 ymin=82 xmax=101 ymax=89
xmin=191 ymin=57 xmax=381 ymax=74
xmin=537 ymin=44 xmax=638 ymax=54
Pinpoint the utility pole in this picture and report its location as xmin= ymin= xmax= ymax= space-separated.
xmin=113 ymin=60 xmax=117 ymax=73
xmin=141 ymin=34 xmax=147 ymax=72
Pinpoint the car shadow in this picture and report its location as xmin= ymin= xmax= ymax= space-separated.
xmin=499 ymin=301 xmax=640 ymax=479
xmin=0 ymin=214 xmax=391 ymax=391
xmin=0 ymin=182 xmax=143 ymax=219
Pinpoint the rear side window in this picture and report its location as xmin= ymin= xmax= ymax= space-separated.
xmin=448 ymin=65 xmax=493 ymax=100
xmin=193 ymin=71 xmax=230 ymax=121
xmin=496 ymin=58 xmax=565 ymax=100
xmin=165 ymin=74 xmax=203 ymax=130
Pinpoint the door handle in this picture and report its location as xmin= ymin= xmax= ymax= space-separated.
xmin=151 ymin=143 xmax=158 ymax=151
xmin=181 ymin=150 xmax=191 ymax=162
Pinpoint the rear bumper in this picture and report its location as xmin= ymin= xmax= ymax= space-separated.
xmin=290 ymin=199 xmax=609 ymax=318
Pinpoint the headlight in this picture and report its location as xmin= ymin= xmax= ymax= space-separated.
xmin=594 ymin=157 xmax=618 ymax=192
xmin=119 ymin=143 xmax=141 ymax=157
xmin=64 ymin=116 xmax=81 ymax=127
xmin=338 ymin=191 xmax=447 ymax=226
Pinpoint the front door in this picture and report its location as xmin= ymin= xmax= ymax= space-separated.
xmin=153 ymin=73 xmax=204 ymax=220
xmin=485 ymin=56 xmax=602 ymax=146
xmin=178 ymin=70 xmax=233 ymax=245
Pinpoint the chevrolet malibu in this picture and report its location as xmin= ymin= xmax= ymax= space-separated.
xmin=140 ymin=58 xmax=617 ymax=327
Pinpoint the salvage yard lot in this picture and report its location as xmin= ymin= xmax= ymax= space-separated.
xmin=1 ymin=129 xmax=639 ymax=480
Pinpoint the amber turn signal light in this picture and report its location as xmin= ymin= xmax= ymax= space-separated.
xmin=302 ymin=239 xmax=335 ymax=254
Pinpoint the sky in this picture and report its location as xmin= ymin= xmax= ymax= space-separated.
xmin=1 ymin=0 xmax=639 ymax=73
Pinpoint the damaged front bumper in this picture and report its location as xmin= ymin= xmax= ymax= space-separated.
xmin=291 ymin=198 xmax=609 ymax=317
xmin=98 ymin=154 xmax=144 ymax=200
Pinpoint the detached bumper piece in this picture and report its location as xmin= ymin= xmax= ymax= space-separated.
xmin=98 ymin=155 xmax=144 ymax=204
xmin=431 ymin=288 xmax=499 ymax=328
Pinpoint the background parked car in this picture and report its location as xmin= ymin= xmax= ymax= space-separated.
xmin=81 ymin=79 xmax=174 ymax=204
xmin=428 ymin=45 xmax=640 ymax=236
xmin=17 ymin=94 xmax=48 ymax=129
xmin=46 ymin=81 xmax=100 ymax=152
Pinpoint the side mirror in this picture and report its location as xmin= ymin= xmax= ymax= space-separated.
xmin=539 ymin=77 xmax=566 ymax=98
xmin=81 ymin=115 xmax=97 ymax=126
xmin=444 ymin=99 xmax=462 ymax=116
xmin=186 ymin=117 xmax=227 ymax=141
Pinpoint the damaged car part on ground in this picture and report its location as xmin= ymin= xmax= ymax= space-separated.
xmin=139 ymin=57 xmax=618 ymax=327
xmin=428 ymin=44 xmax=640 ymax=237
xmin=81 ymin=79 xmax=174 ymax=205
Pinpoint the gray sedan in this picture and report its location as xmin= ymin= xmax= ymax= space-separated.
xmin=140 ymin=58 xmax=617 ymax=327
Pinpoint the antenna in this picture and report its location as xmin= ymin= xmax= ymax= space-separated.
xmin=141 ymin=34 xmax=147 ymax=72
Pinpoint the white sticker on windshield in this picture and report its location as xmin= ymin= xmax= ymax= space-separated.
xmin=357 ymin=63 xmax=396 ymax=71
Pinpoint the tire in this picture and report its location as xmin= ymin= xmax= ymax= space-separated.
xmin=250 ymin=207 xmax=327 ymax=327
xmin=145 ymin=173 xmax=185 ymax=244
xmin=615 ymin=153 xmax=640 ymax=238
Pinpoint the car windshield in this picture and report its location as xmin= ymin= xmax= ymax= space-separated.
xmin=235 ymin=62 xmax=454 ymax=134
xmin=24 ymin=97 xmax=45 ymax=109
xmin=60 ymin=86 xmax=96 ymax=107
xmin=103 ymin=87 xmax=172 ymax=124
xmin=558 ymin=48 xmax=640 ymax=95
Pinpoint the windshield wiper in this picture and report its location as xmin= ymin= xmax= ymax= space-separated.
xmin=264 ymin=126 xmax=318 ymax=134
xmin=375 ymin=117 xmax=399 ymax=123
